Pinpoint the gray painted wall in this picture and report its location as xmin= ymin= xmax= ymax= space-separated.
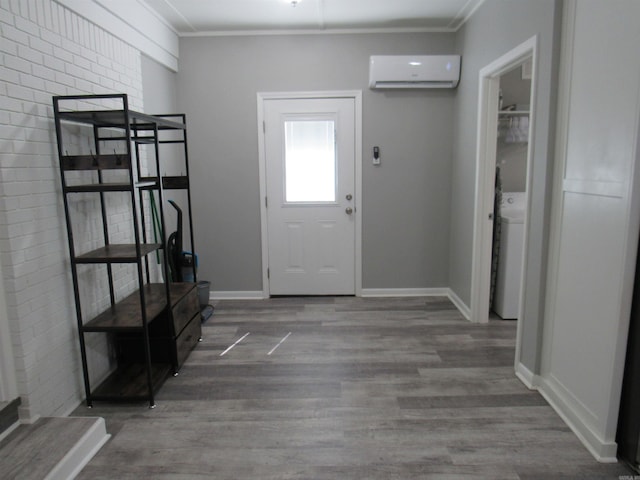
xmin=449 ymin=0 xmax=562 ymax=371
xmin=500 ymin=65 xmax=532 ymax=108
xmin=177 ymin=33 xmax=456 ymax=292
xmin=142 ymin=54 xmax=178 ymax=114
xmin=140 ymin=55 xmax=192 ymax=264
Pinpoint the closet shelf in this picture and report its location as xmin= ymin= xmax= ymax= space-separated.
xmin=498 ymin=110 xmax=530 ymax=115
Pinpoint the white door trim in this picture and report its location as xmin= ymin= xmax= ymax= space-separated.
xmin=470 ymin=37 xmax=538 ymax=374
xmin=257 ymin=91 xmax=363 ymax=298
xmin=538 ymin=0 xmax=640 ymax=460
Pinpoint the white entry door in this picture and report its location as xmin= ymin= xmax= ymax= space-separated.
xmin=263 ymin=97 xmax=356 ymax=295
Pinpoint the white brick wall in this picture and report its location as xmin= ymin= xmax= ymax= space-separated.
xmin=0 ymin=0 xmax=148 ymax=418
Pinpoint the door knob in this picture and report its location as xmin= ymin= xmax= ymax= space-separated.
xmin=345 ymin=207 xmax=353 ymax=215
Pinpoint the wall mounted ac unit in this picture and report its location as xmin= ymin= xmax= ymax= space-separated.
xmin=369 ymin=55 xmax=461 ymax=89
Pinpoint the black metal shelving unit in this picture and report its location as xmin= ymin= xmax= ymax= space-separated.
xmin=53 ymin=94 xmax=200 ymax=408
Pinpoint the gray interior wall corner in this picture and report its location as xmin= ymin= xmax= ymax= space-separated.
xmin=448 ymin=0 xmax=562 ymax=373
xmin=177 ymin=33 xmax=456 ymax=292
xmin=141 ymin=55 xmax=191 ymax=263
xmin=142 ymin=54 xmax=178 ymax=114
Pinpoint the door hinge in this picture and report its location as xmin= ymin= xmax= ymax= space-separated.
xmin=267 ymin=268 xmax=270 ymax=279
xmin=265 ymin=196 xmax=268 ymax=208
xmin=263 ymin=121 xmax=266 ymax=133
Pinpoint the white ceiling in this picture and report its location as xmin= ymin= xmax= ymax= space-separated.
xmin=143 ymin=0 xmax=485 ymax=35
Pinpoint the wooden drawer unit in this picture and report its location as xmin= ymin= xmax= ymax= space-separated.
xmin=114 ymin=283 xmax=202 ymax=372
xmin=176 ymin=314 xmax=201 ymax=368
xmin=171 ymin=284 xmax=199 ymax=335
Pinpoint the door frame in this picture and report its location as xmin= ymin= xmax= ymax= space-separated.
xmin=257 ymin=91 xmax=363 ymax=298
xmin=470 ymin=37 xmax=537 ymax=367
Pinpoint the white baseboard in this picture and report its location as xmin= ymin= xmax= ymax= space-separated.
xmin=446 ymin=288 xmax=471 ymax=320
xmin=17 ymin=410 xmax=40 ymax=424
xmin=361 ymin=288 xmax=449 ymax=297
xmin=61 ymin=399 xmax=85 ymax=419
xmin=0 ymin=420 xmax=20 ymax=442
xmin=210 ymin=288 xmax=473 ymax=328
xmin=213 ymin=289 xmax=450 ymax=300
xmin=537 ymin=376 xmax=618 ymax=463
xmin=515 ymin=361 xmax=538 ymax=389
xmin=212 ymin=291 xmax=266 ymax=300
xmin=45 ymin=417 xmax=110 ymax=480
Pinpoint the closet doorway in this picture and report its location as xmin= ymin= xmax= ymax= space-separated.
xmin=470 ymin=37 xmax=537 ymax=367
xmin=491 ymin=63 xmax=532 ymax=320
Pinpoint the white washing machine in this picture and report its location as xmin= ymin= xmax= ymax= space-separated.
xmin=494 ymin=192 xmax=526 ymax=319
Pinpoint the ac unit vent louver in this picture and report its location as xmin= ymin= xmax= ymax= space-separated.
xmin=369 ymin=55 xmax=461 ymax=89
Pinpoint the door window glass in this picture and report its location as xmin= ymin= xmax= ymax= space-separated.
xmin=284 ymin=120 xmax=336 ymax=202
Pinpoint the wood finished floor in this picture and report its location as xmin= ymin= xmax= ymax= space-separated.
xmin=73 ymin=296 xmax=633 ymax=479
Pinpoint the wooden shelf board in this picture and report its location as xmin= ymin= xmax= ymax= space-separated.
xmin=138 ymin=176 xmax=189 ymax=190
xmin=60 ymin=154 xmax=130 ymax=171
xmin=90 ymin=363 xmax=171 ymax=400
xmin=83 ymin=284 xmax=168 ymax=331
xmin=132 ymin=136 xmax=156 ymax=144
xmin=57 ymin=110 xmax=127 ymax=128
xmin=75 ymin=244 xmax=162 ymax=263
xmin=65 ymin=181 xmax=158 ymax=193
xmin=167 ymin=282 xmax=197 ymax=305
xmin=82 ymin=282 xmax=196 ymax=331
xmin=57 ymin=109 xmax=186 ymax=130
xmin=65 ymin=183 xmax=134 ymax=193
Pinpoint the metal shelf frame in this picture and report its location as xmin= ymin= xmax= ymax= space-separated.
xmin=53 ymin=93 xmax=197 ymax=408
